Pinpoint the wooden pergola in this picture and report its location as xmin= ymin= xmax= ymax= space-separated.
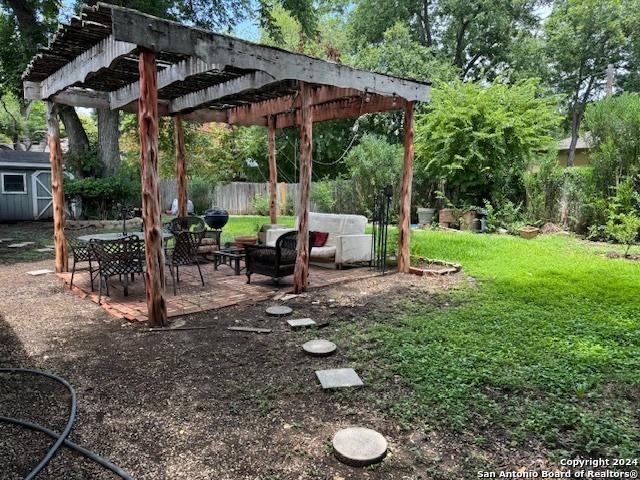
xmin=22 ymin=3 xmax=430 ymax=327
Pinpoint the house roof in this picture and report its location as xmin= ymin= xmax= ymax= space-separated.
xmin=22 ymin=3 xmax=430 ymax=128
xmin=0 ymin=150 xmax=50 ymax=168
xmin=558 ymin=133 xmax=592 ymax=151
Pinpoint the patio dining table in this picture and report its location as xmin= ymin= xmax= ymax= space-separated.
xmin=77 ymin=231 xmax=173 ymax=242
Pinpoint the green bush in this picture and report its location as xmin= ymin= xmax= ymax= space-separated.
xmin=605 ymin=212 xmax=640 ymax=256
xmin=524 ymin=153 xmax=564 ymax=224
xmin=311 ymin=181 xmax=336 ymax=213
xmin=188 ymin=176 xmax=212 ymax=214
xmin=251 ymin=192 xmax=271 ymax=216
xmin=484 ymin=199 xmax=524 ymax=233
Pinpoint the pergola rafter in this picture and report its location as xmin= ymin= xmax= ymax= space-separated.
xmin=23 ymin=2 xmax=430 ymax=327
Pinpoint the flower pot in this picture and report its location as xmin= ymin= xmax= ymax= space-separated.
xmin=439 ymin=208 xmax=459 ymax=224
xmin=417 ymin=208 xmax=436 ymax=226
xmin=518 ymin=226 xmax=540 ymax=240
xmin=234 ymin=235 xmax=258 ymax=249
xmin=460 ymin=210 xmax=477 ymax=231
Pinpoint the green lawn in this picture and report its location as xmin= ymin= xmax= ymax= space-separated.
xmin=342 ymin=231 xmax=640 ymax=462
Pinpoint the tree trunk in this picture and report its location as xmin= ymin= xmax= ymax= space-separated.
xmin=58 ymin=105 xmax=90 ymax=163
xmin=138 ymin=50 xmax=167 ymax=328
xmin=97 ymin=108 xmax=121 ymax=176
xmin=398 ymin=102 xmax=415 ymax=273
xmin=46 ymin=102 xmax=68 ymax=273
xmin=293 ymin=82 xmax=313 ymax=294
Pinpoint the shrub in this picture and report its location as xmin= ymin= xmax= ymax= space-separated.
xmin=252 ymin=192 xmax=271 ymax=216
xmin=605 ymin=212 xmax=640 ymax=256
xmin=311 ymin=181 xmax=336 ymax=213
xmin=484 ymin=199 xmax=524 ymax=233
xmin=188 ymin=176 xmax=212 ymax=214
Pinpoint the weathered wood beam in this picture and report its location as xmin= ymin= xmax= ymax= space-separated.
xmin=293 ymin=82 xmax=313 ymax=294
xmin=275 ymin=95 xmax=406 ymax=129
xmin=397 ymin=101 xmax=415 ymax=274
xmin=170 ymin=71 xmax=276 ymax=113
xmin=46 ymin=102 xmax=68 ymax=273
xmin=138 ymin=49 xmax=168 ymax=328
xmin=267 ymin=115 xmax=278 ymax=224
xmin=25 ymin=35 xmax=136 ymax=100
xmin=109 ymin=5 xmax=430 ymax=102
xmin=174 ymin=114 xmax=188 ymax=217
xmin=111 ymin=57 xmax=223 ymax=110
xmin=25 ymin=82 xmax=112 ymax=109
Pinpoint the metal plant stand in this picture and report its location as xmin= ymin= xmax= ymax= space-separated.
xmin=371 ymin=186 xmax=393 ymax=275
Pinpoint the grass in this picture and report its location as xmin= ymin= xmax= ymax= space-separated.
xmin=342 ymin=230 xmax=640 ymax=461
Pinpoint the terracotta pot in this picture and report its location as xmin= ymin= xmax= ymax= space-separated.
xmin=234 ymin=235 xmax=258 ymax=248
xmin=439 ymin=208 xmax=459 ymax=224
xmin=518 ymin=226 xmax=540 ymax=240
xmin=460 ymin=210 xmax=477 ymax=231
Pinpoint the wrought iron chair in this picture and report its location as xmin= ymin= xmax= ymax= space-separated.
xmin=165 ymin=230 xmax=205 ymax=295
xmin=90 ymin=235 xmax=146 ymax=304
xmin=66 ymin=227 xmax=98 ymax=291
xmin=245 ymin=231 xmax=313 ymax=284
xmin=165 ymin=216 xmax=205 ymax=234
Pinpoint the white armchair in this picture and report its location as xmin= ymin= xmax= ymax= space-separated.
xmin=264 ymin=213 xmax=372 ymax=268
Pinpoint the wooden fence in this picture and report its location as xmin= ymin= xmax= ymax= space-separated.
xmin=159 ymin=179 xmax=360 ymax=215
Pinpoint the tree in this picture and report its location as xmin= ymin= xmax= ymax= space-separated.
xmin=346 ymin=0 xmax=542 ymax=80
xmin=414 ymin=78 xmax=561 ymax=205
xmin=544 ymin=0 xmax=628 ymax=166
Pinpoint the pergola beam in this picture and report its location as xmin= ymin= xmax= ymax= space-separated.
xmin=24 ymin=35 xmax=136 ymax=100
xmin=109 ymin=5 xmax=429 ymax=102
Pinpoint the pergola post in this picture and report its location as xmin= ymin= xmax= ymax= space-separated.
xmin=174 ymin=114 xmax=188 ymax=217
xmin=46 ymin=101 xmax=68 ymax=273
xmin=398 ymin=101 xmax=415 ymax=273
xmin=292 ymin=82 xmax=313 ymax=293
xmin=267 ymin=115 xmax=278 ymax=224
xmin=138 ymin=49 xmax=167 ymax=327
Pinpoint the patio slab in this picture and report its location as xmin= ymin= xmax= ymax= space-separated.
xmin=315 ymin=368 xmax=364 ymax=390
xmin=287 ymin=318 xmax=317 ymax=329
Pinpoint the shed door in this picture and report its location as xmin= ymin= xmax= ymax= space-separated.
xmin=32 ymin=170 xmax=53 ymax=220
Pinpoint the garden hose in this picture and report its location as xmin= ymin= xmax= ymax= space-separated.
xmin=0 ymin=368 xmax=133 ymax=480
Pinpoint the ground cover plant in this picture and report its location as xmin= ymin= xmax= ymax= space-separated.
xmin=341 ymin=230 xmax=640 ymax=464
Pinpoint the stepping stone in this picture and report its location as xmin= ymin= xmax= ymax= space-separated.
xmin=266 ymin=305 xmax=292 ymax=317
xmin=7 ymin=243 xmax=28 ymax=248
xmin=26 ymin=269 xmax=54 ymax=276
xmin=302 ymin=339 xmax=336 ymax=357
xmin=0 ymin=238 xmax=14 ymax=242
xmin=315 ymin=368 xmax=363 ymax=390
xmin=227 ymin=326 xmax=272 ymax=334
xmin=332 ymin=427 xmax=388 ymax=467
xmin=287 ymin=318 xmax=316 ymax=329
xmin=171 ymin=319 xmax=187 ymax=328
xmin=35 ymin=248 xmax=53 ymax=253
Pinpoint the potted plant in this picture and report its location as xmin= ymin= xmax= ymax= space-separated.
xmin=436 ymin=192 xmax=459 ymax=226
xmin=460 ymin=207 xmax=479 ymax=231
xmin=417 ymin=207 xmax=437 ymax=226
xmin=518 ymin=226 xmax=540 ymax=239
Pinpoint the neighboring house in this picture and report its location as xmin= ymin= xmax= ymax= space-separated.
xmin=557 ymin=133 xmax=592 ymax=167
xmin=0 ymin=150 xmax=53 ymax=222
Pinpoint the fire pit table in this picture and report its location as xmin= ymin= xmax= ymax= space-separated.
xmin=213 ymin=247 xmax=245 ymax=275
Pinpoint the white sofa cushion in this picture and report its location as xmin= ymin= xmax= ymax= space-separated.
xmin=310 ymin=245 xmax=336 ymax=258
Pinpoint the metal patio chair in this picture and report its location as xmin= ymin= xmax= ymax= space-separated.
xmin=245 ymin=231 xmax=313 ymax=284
xmin=165 ymin=230 xmax=205 ymax=295
xmin=90 ymin=235 xmax=146 ymax=304
xmin=66 ymin=227 xmax=98 ymax=291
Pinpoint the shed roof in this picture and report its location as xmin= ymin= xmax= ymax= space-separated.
xmin=0 ymin=150 xmax=50 ymax=167
xmin=23 ymin=3 xmax=430 ymax=127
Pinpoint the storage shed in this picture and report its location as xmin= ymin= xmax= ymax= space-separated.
xmin=0 ymin=150 xmax=53 ymax=222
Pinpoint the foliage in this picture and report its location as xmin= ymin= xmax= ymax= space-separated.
xmin=605 ymin=212 xmax=640 ymax=256
xmin=344 ymin=133 xmax=403 ymax=216
xmin=339 ymin=230 xmax=640 ymax=467
xmin=483 ymin=199 xmax=524 ymax=233
xmin=523 ymin=153 xmax=565 ymax=224
xmin=251 ymin=193 xmax=271 ymax=216
xmin=583 ymin=93 xmax=640 ymax=194
xmin=311 ymin=180 xmax=336 ymax=213
xmin=188 ymin=176 xmax=213 ymax=214
xmin=64 ymin=166 xmax=141 ymax=219
xmin=0 ymin=93 xmax=46 ymax=147
xmin=415 ymin=78 xmax=561 ymax=206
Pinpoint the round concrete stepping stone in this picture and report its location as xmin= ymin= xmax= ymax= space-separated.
xmin=265 ymin=305 xmax=292 ymax=316
xmin=332 ymin=427 xmax=388 ymax=467
xmin=302 ymin=339 xmax=336 ymax=357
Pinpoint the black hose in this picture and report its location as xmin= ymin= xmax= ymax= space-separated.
xmin=0 ymin=368 xmax=133 ymax=479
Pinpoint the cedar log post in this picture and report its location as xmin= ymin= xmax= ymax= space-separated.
xmin=46 ymin=101 xmax=68 ymax=273
xmin=292 ymin=82 xmax=313 ymax=293
xmin=174 ymin=114 xmax=188 ymax=217
xmin=267 ymin=115 xmax=278 ymax=224
xmin=138 ymin=50 xmax=168 ymax=327
xmin=398 ymin=101 xmax=415 ymax=273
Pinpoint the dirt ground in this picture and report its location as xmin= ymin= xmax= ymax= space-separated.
xmin=0 ymin=254 xmax=461 ymax=480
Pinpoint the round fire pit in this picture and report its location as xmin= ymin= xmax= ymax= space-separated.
xmin=203 ymin=207 xmax=229 ymax=230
